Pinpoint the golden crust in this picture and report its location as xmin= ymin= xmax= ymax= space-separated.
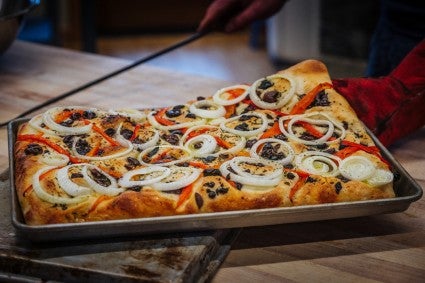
xmin=13 ymin=60 xmax=396 ymax=225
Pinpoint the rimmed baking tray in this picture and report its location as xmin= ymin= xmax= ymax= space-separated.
xmin=8 ymin=118 xmax=423 ymax=242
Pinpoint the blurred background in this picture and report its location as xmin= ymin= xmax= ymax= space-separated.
xmin=15 ymin=0 xmax=380 ymax=82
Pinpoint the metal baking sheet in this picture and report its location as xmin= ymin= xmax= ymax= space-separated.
xmin=8 ymin=118 xmax=423 ymax=242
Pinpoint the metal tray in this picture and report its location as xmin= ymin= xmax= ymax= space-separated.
xmin=8 ymin=118 xmax=423 ymax=242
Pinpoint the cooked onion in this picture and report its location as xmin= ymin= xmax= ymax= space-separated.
xmin=250 ymin=138 xmax=294 ymax=165
xmin=72 ymin=137 xmax=133 ymax=161
xmin=56 ymin=164 xmax=92 ymax=196
xmin=212 ymin=85 xmax=250 ymax=106
xmin=295 ymin=151 xmax=341 ymax=177
xmin=220 ymin=112 xmax=268 ymax=137
xmin=339 ymin=155 xmax=376 ymax=181
xmin=367 ymin=169 xmax=394 ymax=187
xmin=28 ymin=114 xmax=56 ymax=135
xmin=249 ymin=74 xmax=296 ymax=109
xmin=188 ymin=100 xmax=226 ymax=119
xmin=41 ymin=152 xmax=70 ymax=167
xmin=109 ymin=108 xmax=146 ymax=121
xmin=184 ymin=134 xmax=217 ymax=157
xmin=279 ymin=112 xmax=346 ymax=145
xmin=219 ymin=159 xmax=282 ymax=187
xmin=138 ymin=145 xmax=192 ymax=166
xmin=42 ymin=107 xmax=93 ymax=135
xmin=33 ymin=166 xmax=89 ymax=204
xmin=151 ymin=166 xmax=201 ymax=191
xmin=118 ymin=166 xmax=171 ymax=188
xmin=81 ymin=165 xmax=123 ymax=196
xmin=229 ymin=156 xmax=284 ymax=179
xmin=147 ymin=111 xmax=205 ymax=131
xmin=115 ymin=123 xmax=134 ymax=147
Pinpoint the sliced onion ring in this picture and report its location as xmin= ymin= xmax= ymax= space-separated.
xmin=339 ymin=155 xmax=376 ymax=181
xmin=367 ymin=169 xmax=394 ymax=187
xmin=41 ymin=152 xmax=70 ymax=167
xmin=184 ymin=134 xmax=217 ymax=157
xmin=109 ymin=108 xmax=146 ymax=121
xmin=250 ymin=138 xmax=294 ymax=165
xmin=42 ymin=107 xmax=93 ymax=135
xmin=81 ymin=165 xmax=123 ymax=196
xmin=28 ymin=114 xmax=56 ymax=135
xmin=249 ymin=74 xmax=296 ymax=109
xmin=56 ymin=164 xmax=92 ymax=196
xmin=189 ymin=100 xmax=226 ymax=119
xmin=220 ymin=112 xmax=268 ymax=137
xmin=229 ymin=156 xmax=283 ymax=180
xmin=72 ymin=137 xmax=133 ymax=161
xmin=138 ymin=145 xmax=192 ymax=166
xmin=33 ymin=166 xmax=89 ymax=204
xmin=150 ymin=166 xmax=201 ymax=191
xmin=295 ymin=151 xmax=341 ymax=177
xmin=118 ymin=166 xmax=171 ymax=188
xmin=220 ymin=160 xmax=282 ymax=187
xmin=212 ymin=84 xmax=250 ymax=106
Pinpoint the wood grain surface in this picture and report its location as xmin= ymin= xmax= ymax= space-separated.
xmin=0 ymin=41 xmax=424 ymax=282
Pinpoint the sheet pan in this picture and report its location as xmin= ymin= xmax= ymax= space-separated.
xmin=8 ymin=118 xmax=423 ymax=242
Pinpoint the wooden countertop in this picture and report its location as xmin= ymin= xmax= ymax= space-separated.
xmin=1 ymin=41 xmax=424 ymax=282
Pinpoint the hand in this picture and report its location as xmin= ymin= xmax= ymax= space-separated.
xmin=198 ymin=0 xmax=286 ymax=32
xmin=332 ymin=40 xmax=425 ymax=146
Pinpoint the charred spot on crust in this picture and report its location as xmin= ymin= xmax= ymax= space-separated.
xmin=24 ymin=143 xmax=43 ymax=155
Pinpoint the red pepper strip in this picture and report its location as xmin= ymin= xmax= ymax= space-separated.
xmin=227 ymin=88 xmax=246 ymax=99
xmin=241 ymin=98 xmax=258 ymax=109
xmin=289 ymin=176 xmax=307 ymax=201
xmin=341 ymin=140 xmax=390 ymax=167
xmin=260 ymin=121 xmax=281 ymax=139
xmin=290 ymin=82 xmax=333 ymax=115
xmin=334 ymin=146 xmax=360 ymax=159
xmin=224 ymin=104 xmax=236 ymax=118
xmin=154 ymin=108 xmax=175 ymax=126
xmin=91 ymin=123 xmax=120 ymax=147
xmin=176 ymin=183 xmax=193 ymax=208
xmin=86 ymin=142 xmax=100 ymax=157
xmin=187 ymin=128 xmax=210 ymax=141
xmin=54 ymin=109 xmax=84 ymax=124
xmin=98 ymin=165 xmax=121 ymax=179
xmin=188 ymin=161 xmax=209 ymax=169
xmin=18 ymin=134 xmax=80 ymax=163
xmin=214 ymin=136 xmax=232 ymax=149
xmin=270 ymin=109 xmax=288 ymax=117
xmin=296 ymin=121 xmax=336 ymax=141
xmin=88 ymin=195 xmax=111 ymax=214
xmin=129 ymin=124 xmax=141 ymax=141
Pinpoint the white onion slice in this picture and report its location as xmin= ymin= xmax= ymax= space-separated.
xmin=138 ymin=145 xmax=192 ymax=166
xmin=109 ymin=108 xmax=146 ymax=121
xmin=72 ymin=137 xmax=133 ymax=161
xmin=41 ymin=152 xmax=70 ymax=167
xmin=184 ymin=134 xmax=217 ymax=157
xmin=367 ymin=169 xmax=394 ymax=187
xmin=339 ymin=155 xmax=376 ymax=181
xmin=28 ymin=114 xmax=57 ymax=135
xmin=189 ymin=100 xmax=226 ymax=119
xmin=114 ymin=122 xmax=134 ymax=147
xmin=118 ymin=166 xmax=171 ymax=188
xmin=42 ymin=107 xmax=93 ymax=135
xmin=212 ymin=84 xmax=250 ymax=106
xmin=295 ymin=151 xmax=341 ymax=177
xmin=151 ymin=167 xmax=201 ymax=191
xmin=56 ymin=164 xmax=92 ymax=196
xmin=81 ymin=165 xmax=123 ymax=196
xmin=249 ymin=74 xmax=296 ymax=109
xmin=220 ymin=112 xmax=268 ymax=137
xmin=279 ymin=112 xmax=346 ymax=145
xmin=229 ymin=156 xmax=283 ymax=180
xmin=219 ymin=160 xmax=282 ymax=187
xmin=250 ymin=138 xmax=294 ymax=165
xmin=115 ymin=122 xmax=160 ymax=150
xmin=33 ymin=166 xmax=89 ymax=204
xmin=147 ymin=111 xmax=206 ymax=131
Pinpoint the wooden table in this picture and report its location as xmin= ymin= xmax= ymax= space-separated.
xmin=1 ymin=41 xmax=424 ymax=282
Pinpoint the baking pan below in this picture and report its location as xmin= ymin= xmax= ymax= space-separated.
xmin=8 ymin=118 xmax=423 ymax=242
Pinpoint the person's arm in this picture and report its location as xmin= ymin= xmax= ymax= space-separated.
xmin=198 ymin=0 xmax=287 ymax=32
xmin=332 ymin=40 xmax=425 ymax=146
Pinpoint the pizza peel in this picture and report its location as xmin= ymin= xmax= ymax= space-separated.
xmin=0 ymin=30 xmax=210 ymax=128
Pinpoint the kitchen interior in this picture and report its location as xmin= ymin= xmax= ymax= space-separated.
xmin=18 ymin=0 xmax=379 ymax=82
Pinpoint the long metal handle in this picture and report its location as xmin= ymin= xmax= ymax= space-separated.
xmin=0 ymin=31 xmax=210 ymax=127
